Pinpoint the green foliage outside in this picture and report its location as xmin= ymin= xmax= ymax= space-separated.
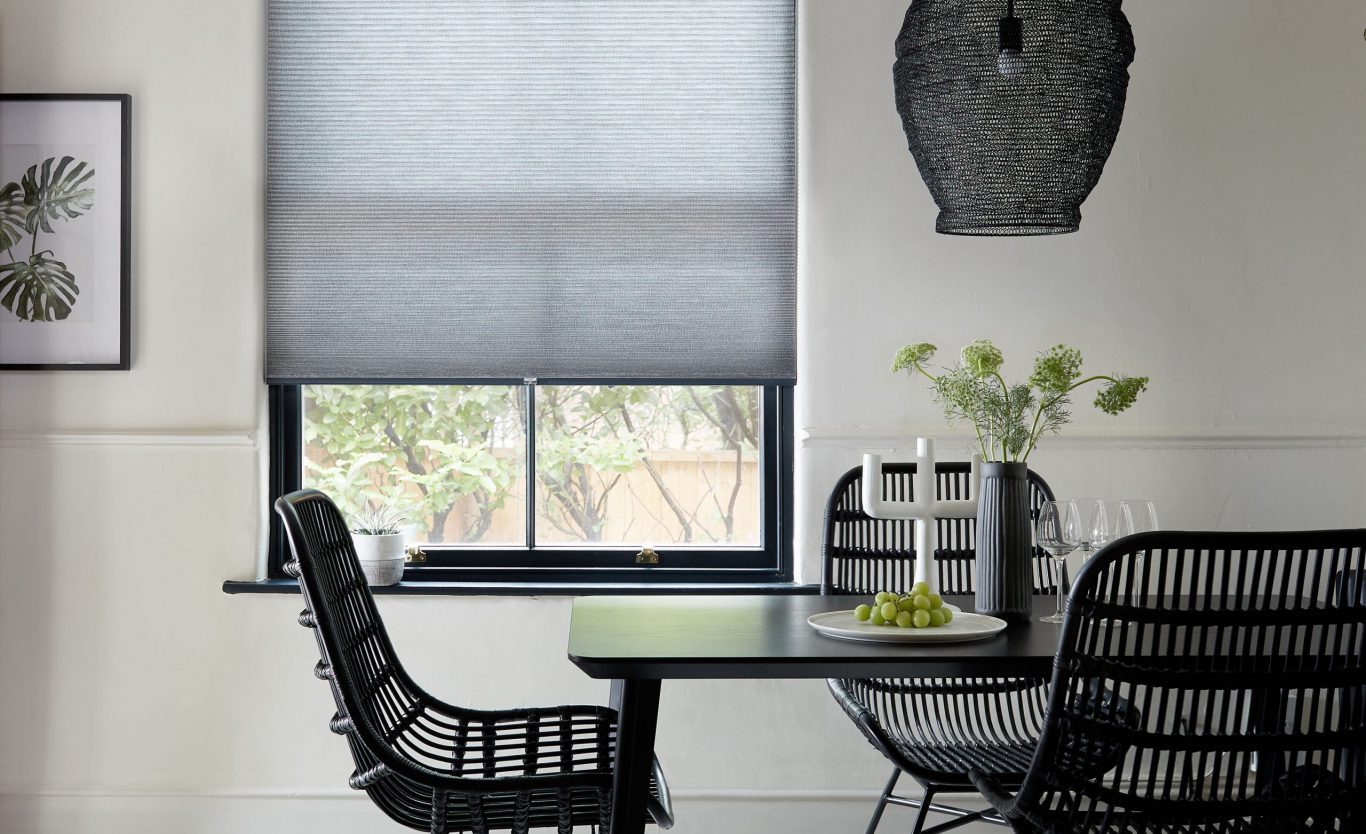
xmin=304 ymin=384 xmax=759 ymax=545
xmin=305 ymin=385 xmax=519 ymax=543
xmin=535 ymin=386 xmax=758 ymax=544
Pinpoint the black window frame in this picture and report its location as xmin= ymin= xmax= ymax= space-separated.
xmin=268 ymin=382 xmax=794 ymax=584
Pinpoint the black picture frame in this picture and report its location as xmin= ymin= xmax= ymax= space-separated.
xmin=0 ymin=93 xmax=131 ymax=370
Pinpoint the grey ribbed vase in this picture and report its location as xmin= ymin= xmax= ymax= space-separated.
xmin=974 ymin=462 xmax=1032 ymax=624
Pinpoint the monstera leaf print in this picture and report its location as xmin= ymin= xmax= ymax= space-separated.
xmin=0 ymin=251 xmax=79 ymax=322
xmin=22 ymin=156 xmax=95 ymax=235
xmin=0 ymin=155 xmax=95 ymax=321
xmin=0 ymin=182 xmax=24 ymax=252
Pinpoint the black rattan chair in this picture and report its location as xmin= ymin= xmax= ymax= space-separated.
xmin=971 ymin=529 xmax=1366 ymax=833
xmin=823 ymin=461 xmax=1065 ymax=834
xmin=276 ymin=489 xmax=673 ymax=833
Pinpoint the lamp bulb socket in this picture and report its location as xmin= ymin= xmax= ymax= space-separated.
xmin=999 ymin=14 xmax=1023 ymax=54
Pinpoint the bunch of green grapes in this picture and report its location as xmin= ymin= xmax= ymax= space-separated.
xmin=853 ymin=582 xmax=954 ymax=629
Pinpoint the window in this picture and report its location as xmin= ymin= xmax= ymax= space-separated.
xmin=263 ymin=0 xmax=796 ymax=585
xmin=270 ymin=383 xmax=792 ymax=582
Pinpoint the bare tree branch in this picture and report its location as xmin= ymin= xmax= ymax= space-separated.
xmin=619 ymin=404 xmax=695 ymax=543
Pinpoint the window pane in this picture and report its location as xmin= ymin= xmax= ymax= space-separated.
xmin=302 ymin=385 xmax=526 ymax=545
xmin=535 ymin=386 xmax=761 ymax=547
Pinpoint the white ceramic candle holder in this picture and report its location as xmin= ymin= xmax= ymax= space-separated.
xmin=861 ymin=437 xmax=981 ymax=596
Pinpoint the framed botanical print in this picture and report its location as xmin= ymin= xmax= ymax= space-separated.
xmin=0 ymin=94 xmax=130 ymax=370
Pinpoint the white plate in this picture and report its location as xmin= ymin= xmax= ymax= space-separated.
xmin=807 ymin=609 xmax=1008 ymax=644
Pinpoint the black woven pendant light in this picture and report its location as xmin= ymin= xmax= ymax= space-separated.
xmin=893 ymin=0 xmax=1135 ymax=235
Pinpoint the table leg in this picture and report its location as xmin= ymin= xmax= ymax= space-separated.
xmin=610 ymin=678 xmax=661 ymax=834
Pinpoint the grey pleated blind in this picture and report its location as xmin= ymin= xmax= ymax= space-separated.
xmin=266 ymin=0 xmax=796 ymax=383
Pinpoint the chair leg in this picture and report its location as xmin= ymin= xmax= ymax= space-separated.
xmin=909 ymin=785 xmax=935 ymax=834
xmin=863 ymin=767 xmax=901 ymax=834
xmin=868 ymin=773 xmax=1008 ymax=834
xmin=919 ymin=805 xmax=1000 ymax=834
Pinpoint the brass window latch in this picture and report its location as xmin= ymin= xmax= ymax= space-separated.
xmin=405 ymin=545 xmax=428 ymax=564
xmin=635 ymin=546 xmax=659 ymax=565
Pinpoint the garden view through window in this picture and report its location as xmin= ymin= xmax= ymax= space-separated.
xmin=302 ymin=385 xmax=763 ymax=549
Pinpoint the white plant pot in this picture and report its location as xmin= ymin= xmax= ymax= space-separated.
xmin=351 ymin=532 xmax=407 ymax=586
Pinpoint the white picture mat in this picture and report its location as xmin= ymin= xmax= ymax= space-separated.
xmin=0 ymin=99 xmax=124 ymax=366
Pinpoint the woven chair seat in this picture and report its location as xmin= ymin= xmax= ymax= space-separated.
xmin=334 ymin=700 xmax=669 ymax=832
xmin=836 ymin=675 xmax=1134 ymax=790
xmin=1036 ymin=801 xmax=1349 ymax=834
xmin=831 ymin=674 xmax=1053 ymax=789
xmin=354 ymin=760 xmax=665 ymax=833
xmin=436 ymin=780 xmax=666 ymax=833
xmin=335 ymin=701 xmax=638 ymax=832
xmin=892 ymin=739 xmax=1037 ymax=785
xmin=1041 ymin=818 xmax=1261 ymax=834
xmin=885 ymin=725 xmax=1136 ymax=790
xmin=276 ymin=489 xmax=673 ymax=833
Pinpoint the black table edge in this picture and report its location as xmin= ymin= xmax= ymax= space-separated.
xmin=565 ymin=654 xmax=1054 ymax=681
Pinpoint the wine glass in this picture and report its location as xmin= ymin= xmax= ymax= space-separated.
xmin=1117 ymin=500 xmax=1159 ymax=535
xmin=1036 ymin=500 xmax=1080 ymax=624
xmin=1114 ymin=499 xmax=1159 ymax=576
xmin=1071 ymin=498 xmax=1110 ymax=561
xmin=1112 ymin=504 xmax=1133 ymax=540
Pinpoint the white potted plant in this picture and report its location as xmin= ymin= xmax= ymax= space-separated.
xmin=350 ymin=504 xmax=408 ymax=586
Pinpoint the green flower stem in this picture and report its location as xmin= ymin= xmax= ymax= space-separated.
xmin=916 ymin=361 xmax=989 ymax=460
xmin=967 ymin=405 xmax=989 ymax=460
xmin=1021 ymin=374 xmax=1120 ymax=462
xmin=990 ymin=371 xmax=1011 ymax=460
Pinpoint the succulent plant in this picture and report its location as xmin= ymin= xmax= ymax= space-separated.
xmin=350 ymin=503 xmax=407 ymax=536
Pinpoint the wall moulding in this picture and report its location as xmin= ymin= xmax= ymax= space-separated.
xmin=0 ymin=430 xmax=258 ymax=449
xmin=800 ymin=428 xmax=1366 ymax=452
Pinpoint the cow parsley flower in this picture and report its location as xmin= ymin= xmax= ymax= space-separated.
xmin=892 ymin=342 xmax=937 ymax=374
xmin=960 ymin=339 xmax=1004 ymax=377
xmin=1094 ymin=375 xmax=1149 ymax=415
xmin=1028 ymin=345 xmax=1084 ymax=395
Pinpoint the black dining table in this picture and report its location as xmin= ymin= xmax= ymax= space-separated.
xmin=567 ymin=593 xmax=1067 ymax=834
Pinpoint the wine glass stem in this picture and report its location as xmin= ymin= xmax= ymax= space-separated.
xmin=1055 ymin=576 xmax=1064 ymax=618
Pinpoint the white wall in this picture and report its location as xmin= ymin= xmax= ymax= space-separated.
xmin=793 ymin=0 xmax=1366 ymax=583
xmin=1 ymin=2 xmax=1364 ymax=832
